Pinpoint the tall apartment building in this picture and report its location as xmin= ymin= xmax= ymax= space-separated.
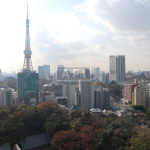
xmin=85 ymin=69 xmax=90 ymax=79
xmin=0 ymin=81 xmax=15 ymax=107
xmin=141 ymin=85 xmax=150 ymax=107
xmin=103 ymin=88 xmax=110 ymax=109
xmin=94 ymin=86 xmax=103 ymax=109
xmin=63 ymin=85 xmax=76 ymax=107
xmin=94 ymin=87 xmax=110 ymax=110
xmin=79 ymin=80 xmax=94 ymax=109
xmin=109 ymin=55 xmax=125 ymax=82
xmin=132 ymin=86 xmax=145 ymax=106
xmin=122 ymin=84 xmax=136 ymax=103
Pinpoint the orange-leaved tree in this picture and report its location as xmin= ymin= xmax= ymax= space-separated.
xmin=51 ymin=129 xmax=81 ymax=150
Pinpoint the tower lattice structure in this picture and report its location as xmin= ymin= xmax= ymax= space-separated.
xmin=23 ymin=4 xmax=33 ymax=72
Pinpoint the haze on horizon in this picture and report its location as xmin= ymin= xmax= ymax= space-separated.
xmin=0 ymin=0 xmax=150 ymax=73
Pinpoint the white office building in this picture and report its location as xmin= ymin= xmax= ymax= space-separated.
xmin=63 ymin=85 xmax=76 ymax=107
xmin=109 ymin=55 xmax=125 ymax=83
xmin=38 ymin=66 xmax=45 ymax=79
xmin=0 ymin=81 xmax=15 ymax=107
xmin=79 ymin=80 xmax=94 ymax=109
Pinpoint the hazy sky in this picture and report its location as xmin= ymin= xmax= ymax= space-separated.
xmin=1 ymin=0 xmax=150 ymax=73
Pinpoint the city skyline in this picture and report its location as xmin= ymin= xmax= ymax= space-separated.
xmin=0 ymin=0 xmax=150 ymax=73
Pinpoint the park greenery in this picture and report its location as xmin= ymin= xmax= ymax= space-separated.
xmin=0 ymin=102 xmax=150 ymax=149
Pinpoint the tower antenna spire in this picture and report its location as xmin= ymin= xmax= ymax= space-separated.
xmin=27 ymin=0 xmax=28 ymax=19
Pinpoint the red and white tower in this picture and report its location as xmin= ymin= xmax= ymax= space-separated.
xmin=23 ymin=4 xmax=33 ymax=72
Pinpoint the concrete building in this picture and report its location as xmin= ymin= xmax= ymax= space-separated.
xmin=94 ymin=87 xmax=110 ymax=110
xmin=122 ymin=84 xmax=136 ymax=103
xmin=103 ymin=88 xmax=110 ymax=110
xmin=141 ymin=85 xmax=150 ymax=107
xmin=43 ymin=65 xmax=50 ymax=78
xmin=132 ymin=86 xmax=145 ymax=106
xmin=63 ymin=85 xmax=76 ymax=107
xmin=0 ymin=81 xmax=15 ymax=107
xmin=94 ymin=67 xmax=100 ymax=75
xmin=84 ymin=69 xmax=90 ymax=79
xmin=94 ymin=86 xmax=103 ymax=109
xmin=75 ymin=91 xmax=81 ymax=108
xmin=79 ymin=80 xmax=94 ymax=109
xmin=117 ymin=55 xmax=125 ymax=82
xmin=109 ymin=55 xmax=125 ymax=82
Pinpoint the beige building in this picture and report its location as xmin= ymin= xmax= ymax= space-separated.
xmin=132 ymin=86 xmax=145 ymax=106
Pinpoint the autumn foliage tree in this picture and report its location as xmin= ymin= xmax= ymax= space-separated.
xmin=37 ymin=102 xmax=56 ymax=120
xmin=80 ymin=126 xmax=98 ymax=150
xmin=51 ymin=129 xmax=81 ymax=150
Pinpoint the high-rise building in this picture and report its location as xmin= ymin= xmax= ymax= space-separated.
xmin=79 ymin=80 xmax=94 ymax=109
xmin=84 ymin=69 xmax=90 ymax=79
xmin=63 ymin=85 xmax=76 ymax=107
xmin=141 ymin=85 xmax=150 ymax=108
xmin=94 ymin=67 xmax=100 ymax=75
xmin=43 ymin=65 xmax=50 ymax=78
xmin=0 ymin=81 xmax=15 ymax=107
xmin=38 ymin=66 xmax=45 ymax=79
xmin=122 ymin=84 xmax=136 ymax=103
xmin=109 ymin=55 xmax=125 ymax=82
xmin=17 ymin=4 xmax=39 ymax=106
xmin=94 ymin=86 xmax=103 ymax=109
xmin=94 ymin=87 xmax=110 ymax=110
xmin=132 ymin=86 xmax=145 ymax=106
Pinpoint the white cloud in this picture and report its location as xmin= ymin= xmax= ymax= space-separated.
xmin=112 ymin=35 xmax=150 ymax=44
xmin=74 ymin=0 xmax=150 ymax=33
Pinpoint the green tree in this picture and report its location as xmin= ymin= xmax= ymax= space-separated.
xmin=131 ymin=104 xmax=147 ymax=113
xmin=70 ymin=119 xmax=83 ymax=131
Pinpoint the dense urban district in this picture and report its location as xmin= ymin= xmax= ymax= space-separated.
xmin=1 ymin=3 xmax=150 ymax=150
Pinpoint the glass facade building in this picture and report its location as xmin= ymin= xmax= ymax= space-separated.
xmin=17 ymin=72 xmax=39 ymax=106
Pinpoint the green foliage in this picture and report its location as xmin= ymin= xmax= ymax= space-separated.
xmin=0 ymin=110 xmax=7 ymax=120
xmin=111 ymin=81 xmax=116 ymax=84
xmin=131 ymin=104 xmax=147 ymax=113
xmin=109 ymin=83 xmax=122 ymax=97
xmin=144 ymin=108 xmax=150 ymax=119
xmin=123 ymin=126 xmax=133 ymax=138
xmin=105 ymin=118 xmax=112 ymax=125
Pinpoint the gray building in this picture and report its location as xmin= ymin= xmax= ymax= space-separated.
xmin=94 ymin=87 xmax=110 ymax=110
xmin=43 ymin=65 xmax=50 ymax=78
xmin=109 ymin=55 xmax=125 ymax=83
xmin=85 ymin=69 xmax=90 ymax=79
xmin=141 ymin=85 xmax=150 ymax=108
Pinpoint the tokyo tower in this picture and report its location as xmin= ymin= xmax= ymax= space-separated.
xmin=23 ymin=4 xmax=33 ymax=72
